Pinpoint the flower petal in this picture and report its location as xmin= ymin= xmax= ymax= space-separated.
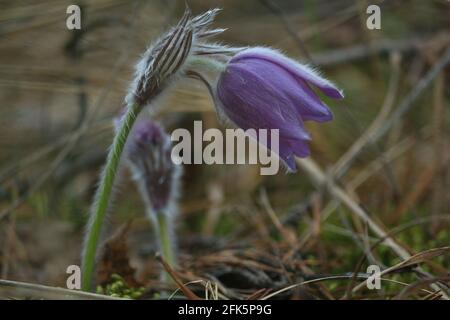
xmin=278 ymin=137 xmax=311 ymax=172
xmin=292 ymin=79 xmax=333 ymax=122
xmin=217 ymin=62 xmax=310 ymax=142
xmin=287 ymin=138 xmax=311 ymax=158
xmin=233 ymin=58 xmax=333 ymax=123
xmin=233 ymin=47 xmax=344 ymax=99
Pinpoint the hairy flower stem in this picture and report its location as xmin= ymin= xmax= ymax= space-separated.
xmin=187 ymin=56 xmax=227 ymax=73
xmin=155 ymin=212 xmax=176 ymax=283
xmin=81 ymin=103 xmax=141 ymax=291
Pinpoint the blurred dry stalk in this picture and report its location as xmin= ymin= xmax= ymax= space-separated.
xmin=0 ymin=279 xmax=124 ymax=300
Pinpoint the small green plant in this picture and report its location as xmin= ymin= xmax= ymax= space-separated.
xmin=96 ymin=274 xmax=145 ymax=299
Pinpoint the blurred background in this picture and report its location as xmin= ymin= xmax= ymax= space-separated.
xmin=0 ymin=0 xmax=449 ymax=299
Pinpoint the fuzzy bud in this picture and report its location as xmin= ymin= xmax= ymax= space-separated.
xmin=123 ymin=120 xmax=181 ymax=214
xmin=126 ymin=7 xmax=235 ymax=110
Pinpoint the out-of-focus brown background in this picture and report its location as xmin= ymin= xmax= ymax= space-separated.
xmin=0 ymin=0 xmax=449 ymax=299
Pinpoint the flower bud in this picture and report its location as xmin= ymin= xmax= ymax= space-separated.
xmin=126 ymin=7 xmax=235 ymax=110
xmin=124 ymin=120 xmax=181 ymax=214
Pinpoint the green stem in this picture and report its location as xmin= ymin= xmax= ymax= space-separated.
xmin=156 ymin=212 xmax=176 ymax=282
xmin=81 ymin=103 xmax=141 ymax=291
xmin=186 ymin=56 xmax=227 ymax=73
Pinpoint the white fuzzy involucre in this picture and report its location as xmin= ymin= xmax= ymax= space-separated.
xmin=125 ymin=7 xmax=233 ymax=109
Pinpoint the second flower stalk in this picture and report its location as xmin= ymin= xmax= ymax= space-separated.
xmin=122 ymin=119 xmax=182 ymax=282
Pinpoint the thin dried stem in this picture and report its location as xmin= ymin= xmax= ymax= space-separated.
xmin=296 ymin=157 xmax=449 ymax=299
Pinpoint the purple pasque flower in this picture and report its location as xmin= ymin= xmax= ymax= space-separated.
xmin=123 ymin=119 xmax=181 ymax=213
xmin=215 ymin=47 xmax=344 ymax=171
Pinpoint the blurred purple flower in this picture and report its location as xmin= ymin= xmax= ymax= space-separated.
xmin=123 ymin=119 xmax=181 ymax=213
xmin=215 ymin=47 xmax=344 ymax=171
